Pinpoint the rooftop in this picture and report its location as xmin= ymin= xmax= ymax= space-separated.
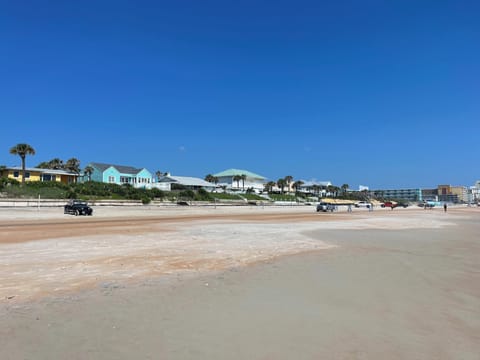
xmin=213 ymin=168 xmax=265 ymax=180
xmin=90 ymin=162 xmax=147 ymax=175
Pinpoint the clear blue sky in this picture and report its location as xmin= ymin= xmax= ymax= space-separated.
xmin=1 ymin=0 xmax=478 ymax=189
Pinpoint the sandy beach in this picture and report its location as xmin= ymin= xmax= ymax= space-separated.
xmin=1 ymin=205 xmax=479 ymax=359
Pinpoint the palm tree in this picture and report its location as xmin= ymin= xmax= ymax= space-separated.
xmin=277 ymin=178 xmax=286 ymax=193
xmin=36 ymin=161 xmax=50 ymax=168
xmin=65 ymin=158 xmax=81 ymax=173
xmin=326 ymin=185 xmax=335 ymax=197
xmin=233 ymin=175 xmax=242 ymax=189
xmin=331 ymin=186 xmax=341 ymax=198
xmin=205 ymin=174 xmax=219 ymax=189
xmin=9 ymin=143 xmax=35 ymax=185
xmin=48 ymin=158 xmax=64 ymax=170
xmin=264 ymin=181 xmax=276 ymax=193
xmin=241 ymin=174 xmax=247 ymax=191
xmin=341 ymin=184 xmax=349 ymax=197
xmin=204 ymin=174 xmax=215 ymax=183
xmin=293 ymin=180 xmax=304 ymax=193
xmin=284 ymin=175 xmax=293 ymax=193
xmin=83 ymin=165 xmax=94 ymax=181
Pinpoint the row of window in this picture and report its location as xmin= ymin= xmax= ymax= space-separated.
xmin=13 ymin=172 xmax=57 ymax=181
xmin=108 ymin=176 xmax=151 ymax=184
xmin=13 ymin=171 xmax=29 ymax=178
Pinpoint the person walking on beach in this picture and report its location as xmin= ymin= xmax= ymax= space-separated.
xmin=444 ymin=203 xmax=447 ymax=212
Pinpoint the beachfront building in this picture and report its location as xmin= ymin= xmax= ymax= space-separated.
xmin=437 ymin=185 xmax=468 ymax=203
xmin=154 ymin=174 xmax=216 ymax=192
xmin=421 ymin=188 xmax=438 ymax=202
xmin=471 ymin=181 xmax=480 ymax=202
xmin=82 ymin=162 xmax=153 ymax=188
xmin=213 ymin=168 xmax=266 ymax=192
xmin=0 ymin=166 xmax=78 ymax=184
xmin=297 ymin=181 xmax=332 ymax=197
xmin=373 ymin=188 xmax=423 ymax=202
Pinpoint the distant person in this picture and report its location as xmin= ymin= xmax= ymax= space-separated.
xmin=348 ymin=204 xmax=352 ymax=213
xmin=444 ymin=203 xmax=447 ymax=212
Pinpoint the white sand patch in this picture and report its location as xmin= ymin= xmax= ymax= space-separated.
xmin=311 ymin=215 xmax=457 ymax=230
xmin=0 ymin=206 xmax=462 ymax=302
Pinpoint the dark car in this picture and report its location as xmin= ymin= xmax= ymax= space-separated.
xmin=64 ymin=200 xmax=93 ymax=216
xmin=316 ymin=202 xmax=335 ymax=212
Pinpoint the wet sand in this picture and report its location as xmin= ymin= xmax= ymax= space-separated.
xmin=1 ymin=206 xmax=479 ymax=359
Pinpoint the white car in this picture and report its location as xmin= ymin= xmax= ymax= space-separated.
xmin=355 ymin=201 xmax=371 ymax=208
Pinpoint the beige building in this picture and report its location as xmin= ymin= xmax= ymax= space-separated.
xmin=437 ymin=184 xmax=468 ymax=203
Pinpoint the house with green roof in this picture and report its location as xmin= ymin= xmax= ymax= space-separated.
xmin=82 ymin=162 xmax=153 ymax=188
xmin=213 ymin=168 xmax=266 ymax=192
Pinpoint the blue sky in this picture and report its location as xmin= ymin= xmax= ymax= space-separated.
xmin=1 ymin=0 xmax=478 ymax=189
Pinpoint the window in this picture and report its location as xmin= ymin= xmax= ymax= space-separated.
xmin=25 ymin=172 xmax=30 ymax=179
xmin=43 ymin=174 xmax=52 ymax=181
xmin=13 ymin=171 xmax=19 ymax=178
xmin=108 ymin=176 xmax=115 ymax=183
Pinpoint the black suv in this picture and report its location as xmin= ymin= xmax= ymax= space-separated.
xmin=64 ymin=200 xmax=93 ymax=216
xmin=316 ymin=202 xmax=335 ymax=212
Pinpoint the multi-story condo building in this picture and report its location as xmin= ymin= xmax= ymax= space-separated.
xmin=373 ymin=188 xmax=422 ymax=202
xmin=437 ymin=185 xmax=468 ymax=203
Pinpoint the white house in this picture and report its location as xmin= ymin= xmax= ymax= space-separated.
xmin=213 ymin=168 xmax=266 ymax=192
xmin=297 ymin=180 xmax=332 ymax=196
xmin=154 ymin=174 xmax=216 ymax=192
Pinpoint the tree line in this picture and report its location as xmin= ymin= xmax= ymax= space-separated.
xmin=204 ymin=172 xmax=351 ymax=198
xmin=5 ymin=143 xmax=354 ymax=200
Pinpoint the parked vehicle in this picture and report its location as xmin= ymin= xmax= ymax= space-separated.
xmin=381 ymin=201 xmax=409 ymax=208
xmin=316 ymin=202 xmax=335 ymax=212
xmin=355 ymin=201 xmax=371 ymax=208
xmin=418 ymin=201 xmax=435 ymax=208
xmin=64 ymin=200 xmax=93 ymax=216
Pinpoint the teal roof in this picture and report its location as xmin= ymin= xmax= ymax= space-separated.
xmin=213 ymin=168 xmax=265 ymax=180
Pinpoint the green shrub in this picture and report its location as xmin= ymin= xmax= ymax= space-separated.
xmin=149 ymin=188 xmax=165 ymax=199
xmin=269 ymin=194 xmax=297 ymax=202
xmin=178 ymin=190 xmax=195 ymax=200
xmin=210 ymin=192 xmax=243 ymax=200
xmin=195 ymin=188 xmax=213 ymax=201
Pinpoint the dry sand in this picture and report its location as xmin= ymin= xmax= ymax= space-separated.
xmin=0 ymin=205 xmax=479 ymax=359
